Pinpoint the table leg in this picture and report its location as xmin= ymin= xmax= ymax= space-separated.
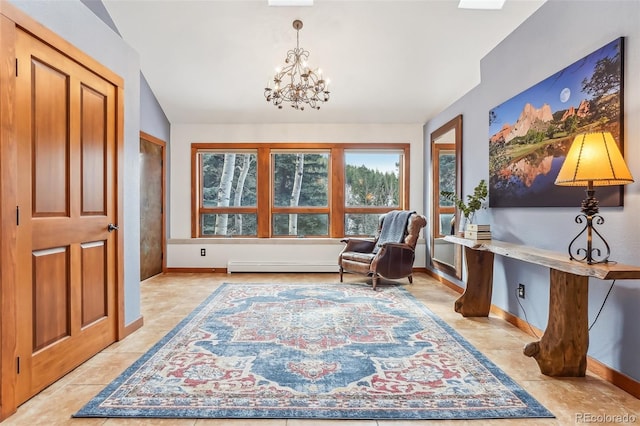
xmin=454 ymin=247 xmax=494 ymax=317
xmin=523 ymin=269 xmax=588 ymax=376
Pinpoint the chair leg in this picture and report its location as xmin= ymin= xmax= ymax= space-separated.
xmin=372 ymin=274 xmax=378 ymax=291
xmin=339 ymin=267 xmax=343 ymax=282
xmin=408 ymin=275 xmax=413 ymax=284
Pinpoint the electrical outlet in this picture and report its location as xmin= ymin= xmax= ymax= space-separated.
xmin=518 ymin=283 xmax=526 ymax=299
xmin=200 ymin=248 xmax=206 ymax=256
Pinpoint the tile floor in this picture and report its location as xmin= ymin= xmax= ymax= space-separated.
xmin=3 ymin=272 xmax=639 ymax=425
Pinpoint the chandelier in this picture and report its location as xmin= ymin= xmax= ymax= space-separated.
xmin=264 ymin=20 xmax=330 ymax=110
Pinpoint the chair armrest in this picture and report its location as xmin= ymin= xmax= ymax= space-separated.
xmin=340 ymin=238 xmax=376 ymax=253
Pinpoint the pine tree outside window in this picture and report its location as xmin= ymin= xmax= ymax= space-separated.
xmin=344 ymin=151 xmax=403 ymax=236
xmin=272 ymin=151 xmax=329 ymax=237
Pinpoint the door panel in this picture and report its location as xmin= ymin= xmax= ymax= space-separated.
xmin=81 ymin=241 xmax=107 ymax=326
xmin=32 ymin=247 xmax=70 ymax=351
xmin=15 ymin=28 xmax=118 ymax=403
xmin=32 ymin=60 xmax=69 ymax=217
xmin=81 ymin=84 xmax=107 ymax=216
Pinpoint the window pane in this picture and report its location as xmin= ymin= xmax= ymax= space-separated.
xmin=272 ymin=153 xmax=329 ymax=207
xmin=439 ymin=213 xmax=455 ymax=236
xmin=438 ymin=151 xmax=455 ymax=207
xmin=272 ymin=214 xmax=328 ymax=236
xmin=200 ymin=152 xmax=257 ymax=208
xmin=345 ymin=152 xmax=400 ymax=207
xmin=201 ymin=214 xmax=257 ymax=236
xmin=344 ymin=213 xmax=381 ymax=237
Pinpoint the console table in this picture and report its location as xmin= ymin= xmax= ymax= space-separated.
xmin=443 ymin=235 xmax=640 ymax=377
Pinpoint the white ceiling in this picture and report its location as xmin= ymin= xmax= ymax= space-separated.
xmin=102 ymin=0 xmax=546 ymax=125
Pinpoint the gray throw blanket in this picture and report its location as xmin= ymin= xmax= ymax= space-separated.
xmin=373 ymin=210 xmax=414 ymax=254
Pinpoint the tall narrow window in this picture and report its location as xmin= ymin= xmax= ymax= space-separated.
xmin=197 ymin=151 xmax=257 ymax=236
xmin=344 ymin=151 xmax=403 ymax=236
xmin=272 ymin=151 xmax=329 ymax=236
xmin=435 ymin=148 xmax=456 ymax=236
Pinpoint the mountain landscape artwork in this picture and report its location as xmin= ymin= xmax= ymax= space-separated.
xmin=488 ymin=38 xmax=623 ymax=207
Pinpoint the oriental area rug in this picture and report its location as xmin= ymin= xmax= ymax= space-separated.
xmin=75 ymin=283 xmax=554 ymax=420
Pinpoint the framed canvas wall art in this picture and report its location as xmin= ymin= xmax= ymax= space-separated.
xmin=488 ymin=38 xmax=624 ymax=208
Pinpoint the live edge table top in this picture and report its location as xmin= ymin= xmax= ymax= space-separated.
xmin=444 ymin=236 xmax=640 ymax=281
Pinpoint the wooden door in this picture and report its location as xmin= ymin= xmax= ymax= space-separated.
xmin=140 ymin=134 xmax=165 ymax=280
xmin=14 ymin=28 xmax=118 ymax=403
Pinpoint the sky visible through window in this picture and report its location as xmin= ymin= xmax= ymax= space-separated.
xmin=345 ymin=152 xmax=399 ymax=175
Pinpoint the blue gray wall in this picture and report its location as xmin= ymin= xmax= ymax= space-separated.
xmin=80 ymin=0 xmax=171 ymax=141
xmin=140 ymin=74 xmax=170 ymax=142
xmin=425 ymin=0 xmax=640 ymax=381
xmin=80 ymin=0 xmax=120 ymax=35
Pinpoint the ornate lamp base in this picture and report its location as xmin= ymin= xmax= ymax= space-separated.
xmin=567 ymin=188 xmax=610 ymax=265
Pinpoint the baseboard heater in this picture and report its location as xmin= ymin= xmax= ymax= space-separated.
xmin=227 ymin=260 xmax=338 ymax=273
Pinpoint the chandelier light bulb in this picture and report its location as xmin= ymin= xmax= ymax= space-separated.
xmin=263 ymin=19 xmax=330 ymax=111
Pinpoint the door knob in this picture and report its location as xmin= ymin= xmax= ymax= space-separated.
xmin=107 ymin=223 xmax=119 ymax=232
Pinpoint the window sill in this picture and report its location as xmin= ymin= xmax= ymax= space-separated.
xmin=168 ymin=238 xmax=349 ymax=245
xmin=168 ymin=238 xmax=424 ymax=245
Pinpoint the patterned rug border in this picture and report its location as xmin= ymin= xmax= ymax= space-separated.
xmin=75 ymin=283 xmax=554 ymax=420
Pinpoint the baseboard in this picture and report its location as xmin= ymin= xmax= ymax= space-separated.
xmin=227 ymin=261 xmax=338 ymax=273
xmin=586 ymin=357 xmax=640 ymax=399
xmin=489 ymin=305 xmax=543 ymax=338
xmin=165 ymin=267 xmax=228 ymax=273
xmin=424 ymin=269 xmax=463 ymax=294
xmin=120 ymin=316 xmax=144 ymax=340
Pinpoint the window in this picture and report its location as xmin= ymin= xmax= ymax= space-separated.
xmin=192 ymin=143 xmax=409 ymax=238
xmin=435 ymin=148 xmax=456 ymax=236
xmin=344 ymin=151 xmax=403 ymax=236
xmin=194 ymin=151 xmax=257 ymax=237
xmin=272 ymin=151 xmax=329 ymax=236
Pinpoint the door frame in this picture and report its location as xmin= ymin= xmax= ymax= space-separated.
xmin=0 ymin=3 xmax=126 ymax=420
xmin=140 ymin=131 xmax=167 ymax=276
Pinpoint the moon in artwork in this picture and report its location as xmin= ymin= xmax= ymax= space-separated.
xmin=560 ymin=87 xmax=571 ymax=103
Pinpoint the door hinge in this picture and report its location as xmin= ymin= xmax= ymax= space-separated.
xmin=16 ymin=205 xmax=19 ymax=225
xmin=15 ymin=58 xmax=18 ymax=77
xmin=16 ymin=356 xmax=20 ymax=374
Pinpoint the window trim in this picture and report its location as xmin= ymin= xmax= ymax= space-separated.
xmin=191 ymin=142 xmax=410 ymax=238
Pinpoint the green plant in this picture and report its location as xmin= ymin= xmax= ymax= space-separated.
xmin=440 ymin=179 xmax=488 ymax=220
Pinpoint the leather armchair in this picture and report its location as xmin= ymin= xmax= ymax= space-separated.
xmin=338 ymin=211 xmax=427 ymax=290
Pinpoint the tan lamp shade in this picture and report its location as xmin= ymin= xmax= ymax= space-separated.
xmin=555 ymin=131 xmax=634 ymax=187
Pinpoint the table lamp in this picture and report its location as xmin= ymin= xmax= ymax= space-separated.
xmin=554 ymin=131 xmax=634 ymax=264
